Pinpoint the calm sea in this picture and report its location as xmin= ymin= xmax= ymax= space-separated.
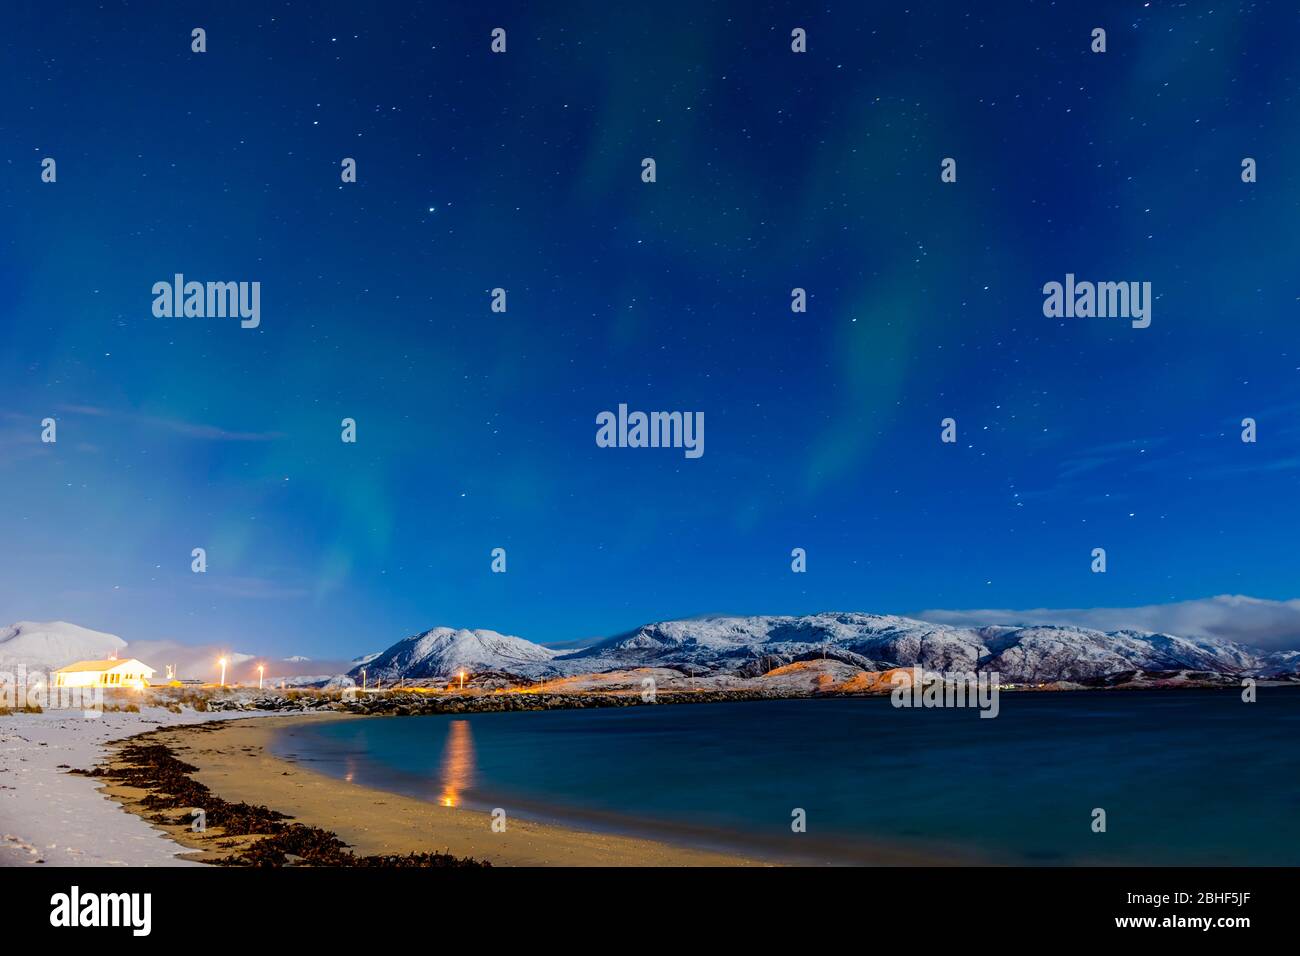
xmin=268 ymin=689 xmax=1300 ymax=864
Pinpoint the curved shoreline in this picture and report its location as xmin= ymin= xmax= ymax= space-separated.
xmin=98 ymin=713 xmax=768 ymax=866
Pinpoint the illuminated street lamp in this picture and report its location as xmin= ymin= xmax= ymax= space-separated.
xmin=218 ymin=657 xmax=227 ymax=687
xmin=459 ymin=670 xmax=466 ymax=690
xmin=257 ymin=663 xmax=264 ymax=691
xmin=361 ymin=668 xmax=367 ymax=692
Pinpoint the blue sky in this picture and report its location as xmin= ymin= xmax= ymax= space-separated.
xmin=2 ymin=1 xmax=1298 ymax=657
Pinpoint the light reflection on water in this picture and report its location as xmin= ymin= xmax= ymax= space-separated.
xmin=437 ymin=718 xmax=476 ymax=807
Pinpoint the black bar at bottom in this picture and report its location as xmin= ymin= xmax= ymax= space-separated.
xmin=5 ymin=865 xmax=1286 ymax=938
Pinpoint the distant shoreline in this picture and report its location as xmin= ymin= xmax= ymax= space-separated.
xmin=190 ymin=665 xmax=1284 ymax=721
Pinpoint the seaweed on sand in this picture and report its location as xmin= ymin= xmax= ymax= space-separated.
xmin=74 ymin=740 xmax=488 ymax=868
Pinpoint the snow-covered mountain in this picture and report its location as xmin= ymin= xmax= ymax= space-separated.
xmin=0 ymin=621 xmax=127 ymax=670
xmin=349 ymin=627 xmax=560 ymax=682
xmin=551 ymin=612 xmax=1281 ymax=682
xmin=1261 ymin=648 xmax=1300 ymax=674
xmin=0 ymin=622 xmax=260 ymax=683
xmin=353 ymin=612 xmax=1295 ymax=684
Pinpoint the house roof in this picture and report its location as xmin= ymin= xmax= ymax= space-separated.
xmin=55 ymin=658 xmax=156 ymax=675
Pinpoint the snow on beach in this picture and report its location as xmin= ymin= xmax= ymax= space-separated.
xmin=0 ymin=706 xmax=268 ymax=867
xmin=0 ymin=619 xmax=295 ymax=867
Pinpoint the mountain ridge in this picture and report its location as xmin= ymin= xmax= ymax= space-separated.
xmin=349 ymin=611 xmax=1299 ymax=684
xmin=0 ymin=621 xmax=128 ymax=669
xmin=353 ymin=626 xmax=560 ymax=682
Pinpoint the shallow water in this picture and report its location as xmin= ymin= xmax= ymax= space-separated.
xmin=269 ymin=689 xmax=1300 ymax=864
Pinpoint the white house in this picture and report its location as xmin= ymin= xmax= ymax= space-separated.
xmin=53 ymin=658 xmax=156 ymax=689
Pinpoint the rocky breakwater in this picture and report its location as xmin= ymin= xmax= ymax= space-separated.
xmin=201 ymin=687 xmax=815 ymax=717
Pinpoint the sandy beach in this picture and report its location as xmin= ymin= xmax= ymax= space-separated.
xmin=0 ymin=707 xmax=267 ymax=866
xmin=103 ymin=714 xmax=763 ymax=867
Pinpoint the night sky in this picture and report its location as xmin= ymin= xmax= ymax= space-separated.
xmin=2 ymin=2 xmax=1298 ymax=659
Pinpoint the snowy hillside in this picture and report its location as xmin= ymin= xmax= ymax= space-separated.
xmin=551 ymin=612 xmax=1280 ymax=683
xmin=350 ymin=611 xmax=1292 ymax=684
xmin=349 ymin=627 xmax=560 ymax=682
xmin=0 ymin=621 xmax=127 ymax=670
xmin=1261 ymin=649 xmax=1300 ymax=674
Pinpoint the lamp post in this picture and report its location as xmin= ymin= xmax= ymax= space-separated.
xmin=459 ymin=670 xmax=466 ymax=690
xmin=361 ymin=668 xmax=367 ymax=692
xmin=218 ymin=657 xmax=227 ymax=687
xmin=257 ymin=664 xmax=264 ymax=691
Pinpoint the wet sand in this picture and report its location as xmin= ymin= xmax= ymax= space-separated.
xmin=102 ymin=714 xmax=765 ymax=866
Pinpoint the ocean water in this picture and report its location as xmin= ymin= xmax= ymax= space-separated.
xmin=268 ymin=690 xmax=1300 ymax=865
